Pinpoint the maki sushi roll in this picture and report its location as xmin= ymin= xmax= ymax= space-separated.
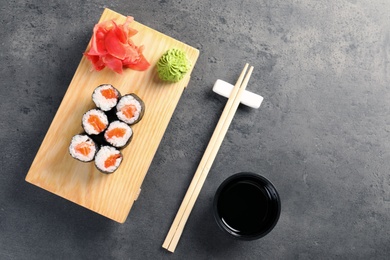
xmin=94 ymin=146 xmax=123 ymax=174
xmin=104 ymin=120 xmax=133 ymax=149
xmin=69 ymin=134 xmax=98 ymax=162
xmin=82 ymin=108 xmax=109 ymax=135
xmin=116 ymin=94 xmax=145 ymax=125
xmin=92 ymin=84 xmax=121 ymax=112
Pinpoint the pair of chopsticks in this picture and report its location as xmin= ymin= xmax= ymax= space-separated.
xmin=162 ymin=64 xmax=254 ymax=252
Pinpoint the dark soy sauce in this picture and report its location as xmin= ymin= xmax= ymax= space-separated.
xmin=217 ymin=180 xmax=269 ymax=235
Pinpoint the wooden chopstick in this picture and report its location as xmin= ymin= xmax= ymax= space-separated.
xmin=162 ymin=64 xmax=249 ymax=250
xmin=162 ymin=64 xmax=254 ymax=252
xmin=162 ymin=63 xmax=249 ymax=250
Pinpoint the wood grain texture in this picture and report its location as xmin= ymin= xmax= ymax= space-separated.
xmin=25 ymin=8 xmax=199 ymax=223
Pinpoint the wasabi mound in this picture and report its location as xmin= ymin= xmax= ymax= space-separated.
xmin=157 ymin=49 xmax=191 ymax=82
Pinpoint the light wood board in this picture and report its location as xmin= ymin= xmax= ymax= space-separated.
xmin=25 ymin=8 xmax=199 ymax=223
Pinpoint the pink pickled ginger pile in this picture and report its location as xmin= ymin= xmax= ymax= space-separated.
xmin=84 ymin=16 xmax=150 ymax=74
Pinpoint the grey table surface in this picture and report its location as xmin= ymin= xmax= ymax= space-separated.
xmin=1 ymin=0 xmax=389 ymax=259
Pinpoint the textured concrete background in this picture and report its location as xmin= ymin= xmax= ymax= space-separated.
xmin=1 ymin=0 xmax=390 ymax=259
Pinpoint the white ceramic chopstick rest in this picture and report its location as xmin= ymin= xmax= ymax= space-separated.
xmin=213 ymin=79 xmax=263 ymax=109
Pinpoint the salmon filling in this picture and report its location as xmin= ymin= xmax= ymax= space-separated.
xmin=75 ymin=143 xmax=91 ymax=156
xmin=121 ymin=104 xmax=137 ymax=119
xmin=106 ymin=127 xmax=126 ymax=139
xmin=101 ymin=88 xmax=117 ymax=99
xmin=88 ymin=115 xmax=106 ymax=132
xmin=104 ymin=154 xmax=121 ymax=168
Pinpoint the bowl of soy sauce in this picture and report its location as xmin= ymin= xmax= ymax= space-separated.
xmin=213 ymin=172 xmax=281 ymax=240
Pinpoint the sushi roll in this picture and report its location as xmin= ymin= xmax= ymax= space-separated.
xmin=69 ymin=134 xmax=98 ymax=162
xmin=116 ymin=94 xmax=145 ymax=125
xmin=82 ymin=108 xmax=109 ymax=135
xmin=92 ymin=84 xmax=121 ymax=112
xmin=104 ymin=120 xmax=133 ymax=149
xmin=94 ymin=146 xmax=123 ymax=174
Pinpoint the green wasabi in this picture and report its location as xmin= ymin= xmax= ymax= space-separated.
xmin=157 ymin=48 xmax=191 ymax=82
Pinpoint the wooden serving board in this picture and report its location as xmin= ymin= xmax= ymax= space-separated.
xmin=25 ymin=8 xmax=199 ymax=223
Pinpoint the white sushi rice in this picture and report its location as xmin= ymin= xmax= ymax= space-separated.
xmin=82 ymin=109 xmax=109 ymax=135
xmin=69 ymin=134 xmax=97 ymax=162
xmin=104 ymin=121 xmax=133 ymax=148
xmin=95 ymin=146 xmax=123 ymax=173
xmin=116 ymin=95 xmax=142 ymax=125
xmin=92 ymin=84 xmax=119 ymax=111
